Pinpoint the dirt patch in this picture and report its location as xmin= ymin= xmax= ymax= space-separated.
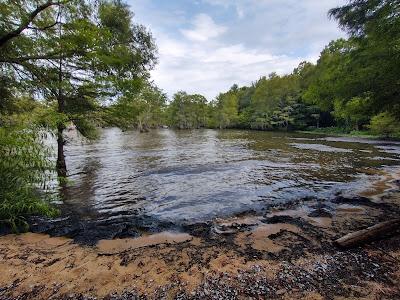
xmin=359 ymin=167 xmax=400 ymax=200
xmin=97 ymin=232 xmax=193 ymax=254
xmin=235 ymin=223 xmax=301 ymax=252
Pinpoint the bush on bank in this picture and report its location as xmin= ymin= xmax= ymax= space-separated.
xmin=0 ymin=127 xmax=58 ymax=232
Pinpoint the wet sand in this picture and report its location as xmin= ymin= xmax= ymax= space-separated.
xmin=1 ymin=173 xmax=400 ymax=299
xmin=97 ymin=232 xmax=193 ymax=254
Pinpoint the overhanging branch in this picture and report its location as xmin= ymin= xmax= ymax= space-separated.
xmin=0 ymin=1 xmax=68 ymax=48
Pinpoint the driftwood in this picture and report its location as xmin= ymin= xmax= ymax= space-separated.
xmin=335 ymin=218 xmax=400 ymax=248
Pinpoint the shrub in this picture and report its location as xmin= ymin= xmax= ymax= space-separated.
xmin=369 ymin=112 xmax=400 ymax=138
xmin=0 ymin=127 xmax=58 ymax=232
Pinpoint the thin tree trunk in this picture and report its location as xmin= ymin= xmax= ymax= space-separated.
xmin=56 ymin=10 xmax=66 ymax=178
xmin=56 ymin=65 xmax=66 ymax=177
xmin=56 ymin=123 xmax=67 ymax=178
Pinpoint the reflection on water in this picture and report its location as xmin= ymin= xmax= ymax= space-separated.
xmin=61 ymin=128 xmax=400 ymax=224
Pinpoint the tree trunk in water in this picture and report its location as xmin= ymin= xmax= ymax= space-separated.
xmin=56 ymin=123 xmax=67 ymax=178
xmin=138 ymin=119 xmax=143 ymax=132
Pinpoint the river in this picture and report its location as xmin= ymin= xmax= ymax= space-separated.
xmin=58 ymin=128 xmax=400 ymax=229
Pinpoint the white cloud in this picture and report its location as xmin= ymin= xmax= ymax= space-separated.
xmin=128 ymin=0 xmax=347 ymax=100
xmin=151 ymin=35 xmax=307 ymax=100
xmin=180 ymin=14 xmax=227 ymax=42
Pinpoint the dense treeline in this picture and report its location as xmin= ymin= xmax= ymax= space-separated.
xmin=67 ymin=0 xmax=400 ymax=136
xmin=164 ymin=0 xmax=400 ymax=137
xmin=105 ymin=84 xmax=167 ymax=132
xmin=207 ymin=67 xmax=322 ymax=131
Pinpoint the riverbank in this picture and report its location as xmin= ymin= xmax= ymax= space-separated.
xmin=1 ymin=170 xmax=400 ymax=299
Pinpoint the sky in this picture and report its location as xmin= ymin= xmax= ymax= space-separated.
xmin=127 ymin=0 xmax=348 ymax=100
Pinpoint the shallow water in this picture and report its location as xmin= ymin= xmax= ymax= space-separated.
xmin=60 ymin=128 xmax=400 ymax=225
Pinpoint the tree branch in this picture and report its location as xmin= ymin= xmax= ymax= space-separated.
xmin=27 ymin=21 xmax=61 ymax=31
xmin=0 ymin=1 xmax=64 ymax=48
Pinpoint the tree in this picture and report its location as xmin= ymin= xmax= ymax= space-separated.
xmin=0 ymin=0 xmax=157 ymax=177
xmin=369 ymin=112 xmax=400 ymax=138
xmin=327 ymin=0 xmax=400 ymax=121
xmin=107 ymin=83 xmax=167 ymax=131
xmin=215 ymin=92 xmax=238 ymax=129
xmin=333 ymin=95 xmax=372 ymax=130
xmin=249 ymin=73 xmax=306 ymax=130
xmin=167 ymin=91 xmax=208 ymax=129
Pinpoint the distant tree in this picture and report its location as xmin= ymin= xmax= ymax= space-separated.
xmin=107 ymin=84 xmax=167 ymax=131
xmin=249 ymin=74 xmax=304 ymax=130
xmin=167 ymin=92 xmax=208 ymax=129
xmin=369 ymin=112 xmax=400 ymax=138
xmin=215 ymin=91 xmax=238 ymax=129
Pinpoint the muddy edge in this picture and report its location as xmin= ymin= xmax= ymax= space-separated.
xmin=0 ymin=182 xmax=400 ymax=299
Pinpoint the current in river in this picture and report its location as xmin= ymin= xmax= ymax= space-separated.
xmin=60 ymin=128 xmax=400 ymax=226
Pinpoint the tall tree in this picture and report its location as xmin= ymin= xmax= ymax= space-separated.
xmin=107 ymin=83 xmax=167 ymax=131
xmin=0 ymin=0 xmax=157 ymax=177
xmin=325 ymin=0 xmax=400 ymax=126
xmin=215 ymin=90 xmax=239 ymax=129
xmin=167 ymin=92 xmax=208 ymax=129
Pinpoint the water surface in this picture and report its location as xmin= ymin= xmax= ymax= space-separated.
xmin=61 ymin=128 xmax=400 ymax=225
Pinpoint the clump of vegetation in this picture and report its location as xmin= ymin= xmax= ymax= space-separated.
xmin=106 ymin=84 xmax=167 ymax=131
xmin=0 ymin=127 xmax=58 ymax=232
xmin=369 ymin=113 xmax=400 ymax=138
xmin=166 ymin=92 xmax=209 ymax=129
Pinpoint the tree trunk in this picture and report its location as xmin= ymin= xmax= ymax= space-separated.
xmin=56 ymin=20 xmax=66 ymax=178
xmin=138 ymin=119 xmax=143 ymax=132
xmin=56 ymin=123 xmax=67 ymax=178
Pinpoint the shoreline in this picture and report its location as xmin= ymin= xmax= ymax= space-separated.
xmin=296 ymin=129 xmax=400 ymax=141
xmin=1 ymin=171 xmax=400 ymax=299
xmin=101 ymin=125 xmax=400 ymax=142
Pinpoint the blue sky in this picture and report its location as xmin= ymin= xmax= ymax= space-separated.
xmin=128 ymin=0 xmax=347 ymax=100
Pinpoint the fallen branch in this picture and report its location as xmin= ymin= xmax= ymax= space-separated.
xmin=335 ymin=218 xmax=400 ymax=248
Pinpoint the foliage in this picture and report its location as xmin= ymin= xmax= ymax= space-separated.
xmin=0 ymin=0 xmax=158 ymax=176
xmin=167 ymin=91 xmax=208 ymax=129
xmin=0 ymin=126 xmax=58 ymax=232
xmin=207 ymin=70 xmax=321 ymax=131
xmin=214 ymin=88 xmax=239 ymax=129
xmin=106 ymin=83 xmax=167 ymax=130
xmin=369 ymin=112 xmax=400 ymax=138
